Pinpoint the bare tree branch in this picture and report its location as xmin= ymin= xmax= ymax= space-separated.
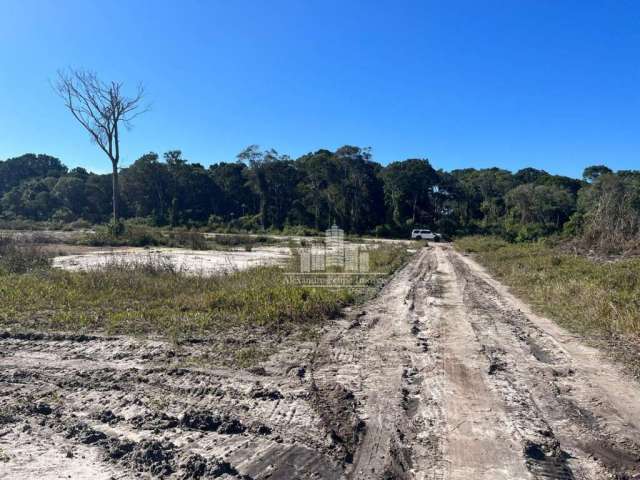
xmin=54 ymin=68 xmax=148 ymax=224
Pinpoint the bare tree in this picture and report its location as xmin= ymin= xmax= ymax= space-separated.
xmin=55 ymin=69 xmax=147 ymax=226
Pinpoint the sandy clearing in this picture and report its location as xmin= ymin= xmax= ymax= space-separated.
xmin=50 ymin=238 xmax=407 ymax=275
xmin=2 ymin=244 xmax=639 ymax=479
xmin=52 ymin=246 xmax=292 ymax=275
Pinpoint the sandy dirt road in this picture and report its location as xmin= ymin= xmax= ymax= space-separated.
xmin=1 ymin=245 xmax=639 ymax=479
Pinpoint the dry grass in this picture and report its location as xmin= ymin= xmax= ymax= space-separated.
xmin=0 ymin=236 xmax=51 ymax=274
xmin=455 ymin=236 xmax=640 ymax=337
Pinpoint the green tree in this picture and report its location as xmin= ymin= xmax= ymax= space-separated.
xmin=208 ymin=162 xmax=255 ymax=219
xmin=53 ymin=176 xmax=86 ymax=216
xmin=239 ymin=146 xmax=298 ymax=229
xmin=505 ymin=183 xmax=575 ymax=238
xmin=120 ymin=153 xmax=171 ymax=224
xmin=381 ymin=159 xmax=438 ymax=228
xmin=0 ymin=154 xmax=67 ymax=197
xmin=582 ymin=165 xmax=612 ymax=183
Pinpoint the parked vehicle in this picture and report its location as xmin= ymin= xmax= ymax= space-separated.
xmin=411 ymin=229 xmax=441 ymax=241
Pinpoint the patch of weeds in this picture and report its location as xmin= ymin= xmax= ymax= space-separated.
xmin=233 ymin=346 xmax=272 ymax=369
xmin=211 ymin=234 xmax=272 ymax=249
xmin=368 ymin=244 xmax=412 ymax=274
xmin=455 ymin=236 xmax=640 ymax=338
xmin=0 ymin=447 xmax=10 ymax=463
xmin=82 ymin=225 xmax=163 ymax=247
xmin=294 ymin=323 xmax=322 ymax=342
xmin=0 ymin=259 xmax=353 ymax=340
xmin=0 ymin=235 xmax=51 ymax=273
xmin=166 ymin=230 xmax=209 ymax=250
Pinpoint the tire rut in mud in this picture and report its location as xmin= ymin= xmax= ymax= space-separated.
xmin=4 ymin=247 xmax=640 ymax=479
xmin=401 ymin=253 xmax=449 ymax=480
xmin=448 ymin=250 xmax=640 ymax=479
xmin=308 ymin=250 xmax=436 ymax=480
xmin=0 ymin=331 xmax=346 ymax=479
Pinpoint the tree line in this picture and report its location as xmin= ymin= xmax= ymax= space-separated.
xmin=11 ymin=68 xmax=629 ymax=252
xmin=1 ymin=148 xmax=638 ymax=248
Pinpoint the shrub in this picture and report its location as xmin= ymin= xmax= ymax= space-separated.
xmin=212 ymin=234 xmax=270 ymax=248
xmin=168 ymin=231 xmax=209 ymax=250
xmin=576 ymin=173 xmax=640 ymax=253
xmin=68 ymin=219 xmax=92 ymax=230
xmin=83 ymin=225 xmax=162 ymax=247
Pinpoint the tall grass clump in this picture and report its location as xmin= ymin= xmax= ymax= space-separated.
xmin=83 ymin=225 xmax=163 ymax=247
xmin=455 ymin=236 xmax=640 ymax=338
xmin=167 ymin=230 xmax=209 ymax=250
xmin=0 ymin=236 xmax=51 ymax=274
xmin=368 ymin=244 xmax=412 ymax=274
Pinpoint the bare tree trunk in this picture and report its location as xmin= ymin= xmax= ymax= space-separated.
xmin=112 ymin=162 xmax=119 ymax=224
xmin=54 ymin=69 xmax=147 ymax=233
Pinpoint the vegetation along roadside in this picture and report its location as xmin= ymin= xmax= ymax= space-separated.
xmin=0 ymin=237 xmax=412 ymax=366
xmin=455 ymin=236 xmax=640 ymax=378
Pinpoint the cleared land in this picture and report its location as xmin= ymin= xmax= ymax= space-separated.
xmin=52 ymin=246 xmax=292 ymax=275
xmin=1 ymin=244 xmax=639 ymax=479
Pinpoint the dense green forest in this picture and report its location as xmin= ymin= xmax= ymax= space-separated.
xmin=1 ymin=146 xmax=638 ymax=250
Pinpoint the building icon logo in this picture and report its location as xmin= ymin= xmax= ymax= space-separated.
xmin=287 ymin=224 xmax=382 ymax=288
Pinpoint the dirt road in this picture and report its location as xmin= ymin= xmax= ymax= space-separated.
xmin=1 ymin=245 xmax=639 ymax=479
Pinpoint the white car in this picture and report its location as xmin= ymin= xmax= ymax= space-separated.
xmin=411 ymin=229 xmax=441 ymax=241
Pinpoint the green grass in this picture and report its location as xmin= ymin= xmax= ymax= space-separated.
xmin=0 ymin=238 xmax=412 ymax=370
xmin=0 ymin=264 xmax=355 ymax=341
xmin=368 ymin=243 xmax=413 ymax=274
xmin=455 ymin=236 xmax=640 ymax=337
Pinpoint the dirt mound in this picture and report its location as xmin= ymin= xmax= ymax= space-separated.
xmin=180 ymin=409 xmax=246 ymax=434
xmin=92 ymin=409 xmax=121 ymax=425
xmin=131 ymin=411 xmax=179 ymax=430
xmin=65 ymin=422 xmax=108 ymax=445
xmin=248 ymin=384 xmax=284 ymax=400
xmin=127 ymin=439 xmax=175 ymax=477
xmin=179 ymin=453 xmax=245 ymax=479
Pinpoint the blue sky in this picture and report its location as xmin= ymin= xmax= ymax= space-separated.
xmin=1 ymin=0 xmax=638 ymax=177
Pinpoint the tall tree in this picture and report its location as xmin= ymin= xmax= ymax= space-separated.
xmin=55 ymin=69 xmax=147 ymax=226
xmin=582 ymin=165 xmax=613 ymax=183
xmin=208 ymin=162 xmax=254 ymax=219
xmin=297 ymin=150 xmax=336 ymax=230
xmin=238 ymin=146 xmax=295 ymax=229
xmin=381 ymin=159 xmax=438 ymax=227
xmin=120 ymin=153 xmax=171 ymax=223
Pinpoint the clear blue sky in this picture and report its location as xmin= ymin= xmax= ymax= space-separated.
xmin=1 ymin=0 xmax=638 ymax=178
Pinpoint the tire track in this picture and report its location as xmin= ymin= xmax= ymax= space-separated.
xmin=447 ymin=246 xmax=640 ymax=479
xmin=3 ymin=246 xmax=639 ymax=479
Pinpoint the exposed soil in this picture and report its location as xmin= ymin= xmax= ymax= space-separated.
xmin=1 ymin=244 xmax=639 ymax=479
xmin=52 ymin=246 xmax=292 ymax=275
